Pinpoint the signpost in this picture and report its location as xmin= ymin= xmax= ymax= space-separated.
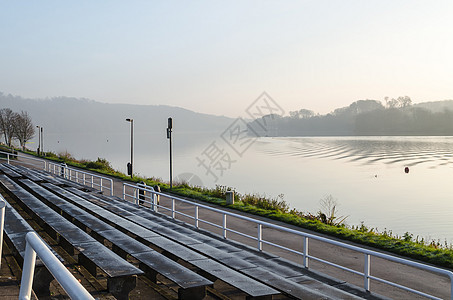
xmin=126 ymin=118 xmax=134 ymax=178
xmin=167 ymin=117 xmax=173 ymax=189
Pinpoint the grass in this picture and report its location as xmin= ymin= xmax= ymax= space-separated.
xmin=0 ymin=144 xmax=17 ymax=159
xmin=14 ymin=148 xmax=453 ymax=269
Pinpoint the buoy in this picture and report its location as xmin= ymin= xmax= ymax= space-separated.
xmin=404 ymin=167 xmax=409 ymax=174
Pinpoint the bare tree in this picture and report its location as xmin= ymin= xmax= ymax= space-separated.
xmin=12 ymin=111 xmax=35 ymax=150
xmin=385 ymin=96 xmax=412 ymax=109
xmin=0 ymin=108 xmax=16 ymax=146
xmin=385 ymin=97 xmax=398 ymax=109
xmin=289 ymin=109 xmax=314 ymax=119
xmin=397 ymin=96 xmax=412 ymax=108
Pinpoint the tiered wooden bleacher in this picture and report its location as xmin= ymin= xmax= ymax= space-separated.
xmin=0 ymin=162 xmax=370 ymax=299
xmin=2 ymin=199 xmax=62 ymax=297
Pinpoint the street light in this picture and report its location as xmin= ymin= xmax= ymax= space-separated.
xmin=41 ymin=127 xmax=44 ymax=155
xmin=126 ymin=118 xmax=134 ymax=178
xmin=36 ymin=126 xmax=40 ymax=155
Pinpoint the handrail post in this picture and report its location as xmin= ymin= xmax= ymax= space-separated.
xmin=151 ymin=191 xmax=156 ymax=212
xmin=100 ymin=178 xmax=103 ymax=193
xmin=0 ymin=197 xmax=6 ymax=268
xmin=134 ymin=188 xmax=138 ymax=205
xmin=364 ymin=254 xmax=371 ymax=291
xmin=195 ymin=206 xmax=199 ymax=229
xmin=171 ymin=199 xmax=175 ymax=219
xmin=303 ymin=236 xmax=309 ymax=268
xmin=258 ymin=224 xmax=263 ymax=251
xmin=122 ymin=184 xmax=126 ymax=200
xmin=110 ymin=179 xmax=114 ymax=196
xmin=19 ymin=237 xmax=37 ymax=300
xmin=450 ymin=274 xmax=453 ymax=300
xmin=20 ymin=232 xmax=94 ymax=300
xmin=223 ymin=214 xmax=227 ymax=239
xmin=7 ymin=153 xmax=10 ymax=164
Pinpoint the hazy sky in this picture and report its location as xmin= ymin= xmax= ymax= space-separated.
xmin=1 ymin=1 xmax=453 ymax=117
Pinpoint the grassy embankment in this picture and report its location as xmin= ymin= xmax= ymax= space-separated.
xmin=19 ymin=149 xmax=453 ymax=270
xmin=0 ymin=145 xmax=17 ymax=159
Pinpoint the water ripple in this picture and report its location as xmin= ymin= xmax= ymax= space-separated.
xmin=256 ymin=137 xmax=453 ymax=168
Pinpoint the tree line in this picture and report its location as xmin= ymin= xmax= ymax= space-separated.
xmin=247 ymin=97 xmax=453 ymax=136
xmin=0 ymin=108 xmax=35 ymax=150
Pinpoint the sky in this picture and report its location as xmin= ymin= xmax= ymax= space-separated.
xmin=1 ymin=1 xmax=453 ymax=117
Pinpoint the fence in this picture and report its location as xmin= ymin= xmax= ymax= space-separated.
xmin=18 ymin=232 xmax=94 ymax=300
xmin=47 ymin=161 xmax=114 ymax=196
xmin=123 ymin=182 xmax=159 ymax=212
xmin=0 ymin=195 xmax=5 ymax=269
xmin=124 ymin=183 xmax=453 ymax=300
xmin=0 ymin=151 xmax=46 ymax=170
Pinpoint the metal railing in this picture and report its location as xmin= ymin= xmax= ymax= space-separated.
xmin=0 ymin=195 xmax=5 ymax=269
xmin=0 ymin=150 xmax=46 ymax=170
xmin=124 ymin=183 xmax=453 ymax=300
xmin=0 ymin=150 xmax=114 ymax=196
xmin=19 ymin=232 xmax=94 ymax=300
xmin=123 ymin=182 xmax=159 ymax=212
xmin=47 ymin=161 xmax=114 ymax=196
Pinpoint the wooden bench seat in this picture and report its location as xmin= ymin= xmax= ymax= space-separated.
xmin=2 ymin=199 xmax=63 ymax=297
xmin=20 ymin=179 xmax=214 ymax=300
xmin=10 ymin=163 xmax=92 ymax=191
xmin=68 ymin=186 xmax=365 ymax=300
xmin=4 ymin=163 xmax=43 ymax=182
xmin=0 ymin=175 xmax=142 ymax=300
xmin=0 ymin=163 xmax=22 ymax=179
xmin=45 ymin=183 xmax=280 ymax=299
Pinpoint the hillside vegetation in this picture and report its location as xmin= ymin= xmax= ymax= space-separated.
xmin=248 ymin=97 xmax=453 ymax=136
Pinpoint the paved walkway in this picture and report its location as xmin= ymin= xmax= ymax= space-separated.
xmin=10 ymin=154 xmax=453 ymax=299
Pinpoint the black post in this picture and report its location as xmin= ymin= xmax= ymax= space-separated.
xmin=167 ymin=117 xmax=173 ymax=189
xmin=41 ymin=127 xmax=44 ymax=155
xmin=36 ymin=126 xmax=41 ymax=155
xmin=126 ymin=118 xmax=134 ymax=178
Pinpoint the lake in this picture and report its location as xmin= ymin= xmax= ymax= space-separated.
xmin=44 ymin=132 xmax=453 ymax=244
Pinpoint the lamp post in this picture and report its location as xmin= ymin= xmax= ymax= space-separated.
xmin=36 ymin=126 xmax=41 ymax=156
xmin=41 ymin=127 xmax=44 ymax=155
xmin=167 ymin=117 xmax=173 ymax=189
xmin=126 ymin=118 xmax=134 ymax=178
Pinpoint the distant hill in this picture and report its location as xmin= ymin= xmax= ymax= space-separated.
xmin=0 ymin=92 xmax=233 ymax=135
xmin=247 ymin=99 xmax=453 ymax=136
xmin=413 ymin=100 xmax=453 ymax=113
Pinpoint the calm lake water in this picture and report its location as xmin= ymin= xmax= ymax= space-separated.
xmin=44 ymin=133 xmax=453 ymax=244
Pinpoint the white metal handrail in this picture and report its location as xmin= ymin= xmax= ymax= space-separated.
xmin=19 ymin=232 xmax=94 ymax=300
xmin=124 ymin=183 xmax=453 ymax=300
xmin=0 ymin=195 xmax=5 ymax=269
xmin=0 ymin=150 xmax=114 ymax=197
xmin=0 ymin=150 xmax=47 ymax=170
xmin=47 ymin=161 xmax=114 ymax=196
xmin=123 ymin=182 xmax=158 ymax=211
